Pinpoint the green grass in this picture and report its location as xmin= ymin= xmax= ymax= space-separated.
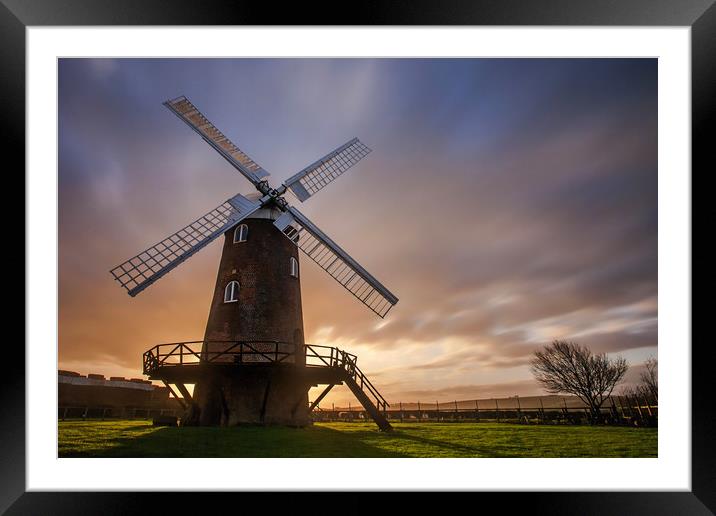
xmin=58 ymin=420 xmax=657 ymax=458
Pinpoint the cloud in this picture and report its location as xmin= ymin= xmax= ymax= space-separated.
xmin=390 ymin=379 xmax=543 ymax=402
xmin=87 ymin=59 xmax=119 ymax=79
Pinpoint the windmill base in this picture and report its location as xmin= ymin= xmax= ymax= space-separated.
xmin=181 ymin=367 xmax=310 ymax=427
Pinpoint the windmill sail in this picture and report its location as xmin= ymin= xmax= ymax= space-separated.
xmin=282 ymin=138 xmax=371 ymax=202
xmin=110 ymin=193 xmax=261 ymax=297
xmin=274 ymin=206 xmax=398 ymax=318
xmin=164 ymin=96 xmax=269 ymax=186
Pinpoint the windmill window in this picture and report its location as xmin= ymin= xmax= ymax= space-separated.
xmin=224 ymin=281 xmax=240 ymax=303
xmin=233 ymin=224 xmax=248 ymax=243
xmin=290 ymin=257 xmax=299 ymax=278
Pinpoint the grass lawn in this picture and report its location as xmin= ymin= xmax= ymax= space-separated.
xmin=58 ymin=420 xmax=657 ymax=458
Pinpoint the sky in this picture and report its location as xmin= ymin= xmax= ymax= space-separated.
xmin=58 ymin=58 xmax=657 ymax=406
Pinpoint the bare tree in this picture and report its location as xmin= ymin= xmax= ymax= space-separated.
xmin=640 ymin=356 xmax=658 ymax=403
xmin=620 ymin=356 xmax=658 ymax=406
xmin=531 ymin=340 xmax=629 ymax=424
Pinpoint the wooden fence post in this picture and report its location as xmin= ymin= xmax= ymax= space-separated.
xmin=610 ymin=397 xmax=618 ymax=422
xmin=632 ymin=395 xmax=643 ymax=420
xmin=495 ymin=399 xmax=500 ymax=423
xmin=516 ymin=397 xmax=522 ymax=423
xmin=475 ymin=400 xmax=480 ymax=422
xmin=616 ymin=396 xmax=626 ymax=422
xmin=642 ymin=394 xmax=653 ymax=417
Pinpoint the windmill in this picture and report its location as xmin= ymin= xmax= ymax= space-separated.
xmin=110 ymin=96 xmax=398 ymax=430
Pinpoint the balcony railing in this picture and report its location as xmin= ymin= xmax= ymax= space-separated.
xmin=142 ymin=341 xmax=389 ymax=413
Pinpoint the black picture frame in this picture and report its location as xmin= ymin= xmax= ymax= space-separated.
xmin=5 ymin=1 xmax=710 ymax=513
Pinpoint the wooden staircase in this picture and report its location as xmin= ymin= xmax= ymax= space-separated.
xmin=343 ymin=374 xmax=392 ymax=431
xmin=306 ymin=346 xmax=393 ymax=432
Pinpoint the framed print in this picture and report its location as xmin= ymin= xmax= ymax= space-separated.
xmin=6 ymin=0 xmax=711 ymax=513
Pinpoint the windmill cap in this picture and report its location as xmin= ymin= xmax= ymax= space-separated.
xmin=242 ymin=192 xmax=282 ymax=221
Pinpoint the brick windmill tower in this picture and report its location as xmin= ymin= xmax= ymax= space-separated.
xmin=111 ymin=97 xmax=398 ymax=430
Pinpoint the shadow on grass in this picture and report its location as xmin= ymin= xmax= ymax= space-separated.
xmin=60 ymin=423 xmax=410 ymax=458
xmin=388 ymin=430 xmax=507 ymax=457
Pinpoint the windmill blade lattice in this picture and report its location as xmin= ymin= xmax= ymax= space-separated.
xmin=110 ymin=193 xmax=261 ymax=297
xmin=274 ymin=206 xmax=398 ymax=318
xmin=164 ymin=96 xmax=270 ymax=186
xmin=282 ymin=138 xmax=371 ymax=202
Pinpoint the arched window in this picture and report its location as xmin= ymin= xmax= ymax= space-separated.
xmin=224 ymin=280 xmax=240 ymax=303
xmin=233 ymin=224 xmax=248 ymax=243
xmin=290 ymin=256 xmax=299 ymax=278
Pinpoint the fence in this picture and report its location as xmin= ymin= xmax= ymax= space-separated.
xmin=60 ymin=394 xmax=657 ymax=426
xmin=311 ymin=394 xmax=657 ymax=426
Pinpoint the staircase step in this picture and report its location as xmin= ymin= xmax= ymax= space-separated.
xmin=343 ymin=374 xmax=393 ymax=432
